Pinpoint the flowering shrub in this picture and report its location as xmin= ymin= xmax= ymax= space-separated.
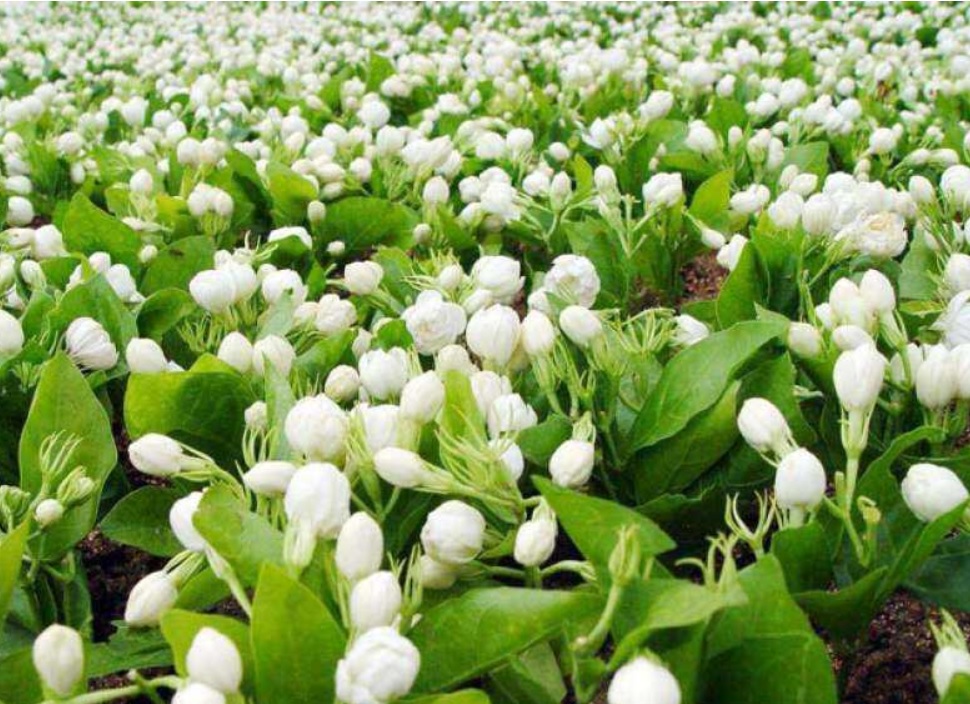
xmin=5 ymin=2 xmax=970 ymax=704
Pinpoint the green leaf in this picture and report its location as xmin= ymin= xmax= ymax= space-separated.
xmin=100 ymin=486 xmax=183 ymax=557
xmin=534 ymin=477 xmax=675 ymax=569
xmin=487 ymin=643 xmax=565 ymax=704
xmin=317 ymin=196 xmax=419 ymax=252
xmin=410 ymin=587 xmax=602 ymax=693
xmin=715 ymin=245 xmax=764 ymax=328
xmin=61 ymin=192 xmax=142 ymax=271
xmin=518 ymin=416 xmax=571 ymax=467
xmin=0 ymin=522 xmax=28 ymax=623
xmin=771 ymin=522 xmax=833 ymax=593
xmin=899 ymin=232 xmax=938 ymax=301
xmin=703 ymin=556 xmax=837 ymax=704
xmin=251 ymin=564 xmax=346 ymax=704
xmin=795 ymin=568 xmax=888 ymax=643
xmin=124 ymin=361 xmax=256 ymax=464
xmin=780 ymin=142 xmax=830 ymax=179
xmin=294 ymin=331 xmax=355 ymax=380
xmin=689 ymin=168 xmax=734 ymax=231
xmin=193 ymin=485 xmax=284 ymax=585
xmin=136 ymin=288 xmax=196 ymax=340
xmin=942 ymin=673 xmax=970 ymax=704
xmin=160 ymin=609 xmax=254 ymax=693
xmin=406 ymin=692 xmax=492 ymax=704
xmin=140 ymin=236 xmax=216 ymax=295
xmin=19 ymin=354 xmax=117 ymax=559
xmin=86 ymin=626 xmax=172 ymax=678
xmin=0 ymin=649 xmax=42 ymax=704
xmin=907 ymin=533 xmax=970 ymax=611
xmin=440 ymin=370 xmax=485 ymax=439
xmin=267 ymin=162 xmax=318 ymax=225
xmin=631 ymin=381 xmax=740 ymax=503
xmin=626 ymin=320 xmax=785 ymax=454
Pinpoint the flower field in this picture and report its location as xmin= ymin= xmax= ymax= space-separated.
xmin=5 ymin=2 xmax=970 ymax=703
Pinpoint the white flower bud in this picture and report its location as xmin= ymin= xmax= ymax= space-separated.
xmin=190 ymin=269 xmax=236 ymax=314
xmin=549 ymin=439 xmax=595 ymax=488
xmin=486 ymin=393 xmax=537 ymax=438
xmin=466 ymin=305 xmax=521 ymax=368
xmin=325 ymin=365 xmax=361 ymax=403
xmin=186 ymin=627 xmax=243 ymax=694
xmin=65 ymin=317 xmax=118 ymax=370
xmin=251 ymin=335 xmax=296 ymax=377
xmin=335 ymin=627 xmax=420 ymax=704
xmin=126 ymin=338 xmax=169 ymax=374
xmin=521 ymin=310 xmax=556 ymax=357
xmin=169 ymin=491 xmax=206 ymax=552
xmin=470 ymin=256 xmax=523 ymax=304
xmin=774 ymin=448 xmax=826 ymax=511
xmin=608 ymin=657 xmax=681 ymax=704
xmin=902 ymin=463 xmax=969 ymax=522
xmin=6 ymin=196 xmax=34 ymax=226
xmin=344 ymin=261 xmax=384 ymax=296
xmin=34 ymin=498 xmax=64 ymax=527
xmin=129 ymin=433 xmax=187 ymax=477
xmin=933 ymin=646 xmax=970 ymax=698
xmin=787 ymin=322 xmax=822 ymax=358
xmin=559 ymin=306 xmax=603 ymax=347
xmin=359 ymin=348 xmax=409 ymax=400
xmin=373 ymin=448 xmax=438 ymax=489
xmin=400 ymin=371 xmax=445 ymax=424
xmin=737 ymin=398 xmax=793 ymax=456
xmin=833 ymin=344 xmax=887 ymax=412
xmin=217 ymin=332 xmax=253 ymax=374
xmin=243 ymin=461 xmax=297 ymax=497
xmin=436 ymin=344 xmax=476 ymax=376
xmin=917 ymin=346 xmax=957 ymax=410
xmin=421 ymin=500 xmax=485 ymax=566
xmin=244 ymin=401 xmax=268 ymax=431
xmin=172 ymin=682 xmax=225 ymax=704
xmin=336 ymin=512 xmax=384 ymax=582
xmin=858 ymin=269 xmax=895 ymax=315
xmin=284 ymin=463 xmax=351 ymax=539
xmin=418 ymin=555 xmax=458 ymax=590
xmin=350 ymin=571 xmax=402 ymax=632
xmin=514 ymin=518 xmax=557 ymax=567
xmin=32 ymin=625 xmax=84 ymax=697
xmin=0 ymin=309 xmax=25 ymax=357
xmin=125 ymin=571 xmax=178 ymax=627
xmin=284 ymin=395 xmax=348 ymax=462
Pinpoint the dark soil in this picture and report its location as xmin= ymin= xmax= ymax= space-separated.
xmin=680 ymin=252 xmax=727 ymax=304
xmin=839 ymin=591 xmax=970 ymax=704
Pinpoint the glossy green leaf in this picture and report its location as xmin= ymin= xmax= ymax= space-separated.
xmin=251 ymin=564 xmax=346 ymax=704
xmin=316 ymin=196 xmax=419 ymax=252
xmin=0 ymin=522 xmax=29 ymax=624
xmin=626 ymin=320 xmax=785 ymax=453
xmin=61 ymin=192 xmax=142 ymax=271
xmin=535 ymin=477 xmax=675 ymax=568
xmin=19 ymin=353 xmax=117 ymax=559
xmin=703 ymin=556 xmax=837 ymax=704
xmin=193 ymin=485 xmax=284 ymax=585
xmin=140 ymin=236 xmax=216 ymax=295
xmin=100 ymin=486 xmax=183 ymax=557
xmin=410 ymin=587 xmax=602 ymax=693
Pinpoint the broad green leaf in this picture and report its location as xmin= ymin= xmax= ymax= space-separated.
xmin=267 ymin=162 xmax=318 ymax=225
xmin=86 ymin=626 xmax=172 ymax=678
xmin=294 ymin=331 xmax=355 ymax=380
xmin=780 ymin=142 xmax=830 ymax=179
xmin=899 ymin=232 xmax=938 ymax=301
xmin=703 ymin=556 xmax=837 ymax=704
xmin=410 ymin=587 xmax=603 ymax=692
xmin=193 ymin=485 xmax=284 ymax=585
xmin=125 ymin=363 xmax=256 ymax=464
xmin=487 ymin=643 xmax=565 ymax=704
xmin=264 ymin=364 xmax=295 ymax=460
xmin=631 ymin=381 xmax=740 ymax=503
xmin=19 ymin=354 xmax=117 ymax=559
xmin=406 ymin=692 xmax=492 ymax=704
xmin=534 ymin=477 xmax=675 ymax=568
xmin=317 ymin=196 xmax=419 ymax=252
xmin=518 ymin=416 xmax=571 ymax=467
xmin=140 ymin=236 xmax=216 ymax=295
xmin=161 ymin=609 xmax=253 ymax=693
xmin=771 ymin=522 xmax=833 ymax=593
xmin=795 ymin=568 xmax=888 ymax=643
xmin=0 ymin=649 xmax=42 ymax=704
xmin=61 ymin=192 xmax=142 ymax=271
xmin=626 ymin=320 xmax=785 ymax=453
xmin=907 ymin=533 xmax=970 ymax=611
xmin=251 ymin=564 xmax=346 ymax=704
xmin=440 ymin=370 xmax=485 ymax=439
xmin=136 ymin=288 xmax=196 ymax=340
xmin=689 ymin=168 xmax=733 ymax=231
xmin=943 ymin=673 xmax=970 ymax=704
xmin=0 ymin=522 xmax=29 ymax=623
xmin=100 ymin=486 xmax=183 ymax=557
xmin=715 ymin=245 xmax=764 ymax=328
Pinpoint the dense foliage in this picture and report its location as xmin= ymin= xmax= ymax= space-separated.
xmin=3 ymin=2 xmax=970 ymax=703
